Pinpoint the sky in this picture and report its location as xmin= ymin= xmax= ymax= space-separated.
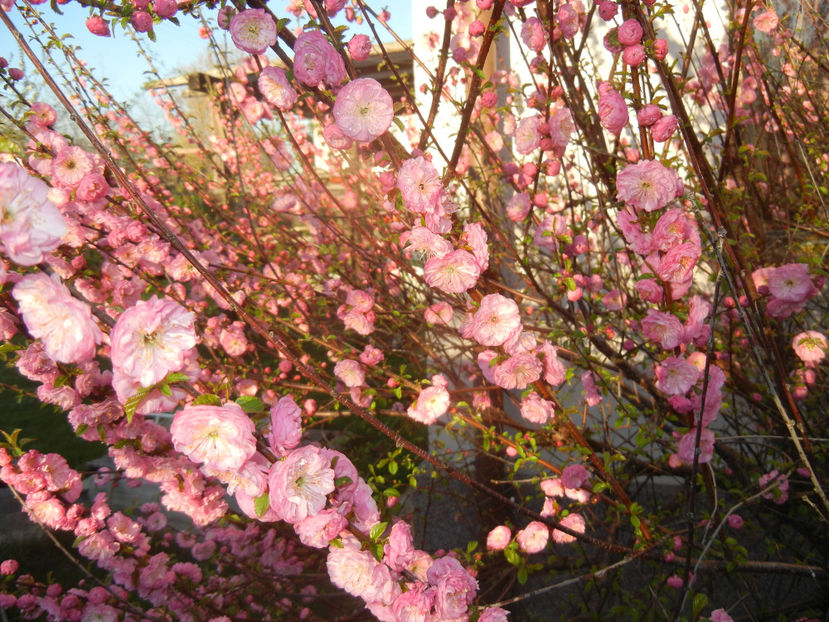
xmin=1 ymin=1 xmax=412 ymax=106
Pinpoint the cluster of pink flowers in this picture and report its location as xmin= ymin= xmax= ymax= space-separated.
xmin=752 ymin=263 xmax=821 ymax=319
xmin=0 ymin=162 xmax=67 ymax=266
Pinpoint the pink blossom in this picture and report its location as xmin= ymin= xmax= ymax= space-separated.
xmin=333 ymin=78 xmax=394 ymax=143
xmin=407 ymin=384 xmax=450 ymax=424
xmin=622 ymin=44 xmax=647 ymax=66
xmin=424 ymin=301 xmax=454 ymax=325
xmin=792 ymin=331 xmax=826 ymax=363
xmin=514 ymin=115 xmax=543 ymax=155
xmin=617 ymin=19 xmax=643 ymax=45
xmin=675 ymin=427 xmax=715 ymax=464
xmin=493 ymin=352 xmax=542 ymax=390
xmin=516 ymin=521 xmax=548 ymax=553
xmin=616 ymin=159 xmax=683 ymax=212
xmin=486 ymin=525 xmax=512 ymax=551
xmin=758 ymin=469 xmax=789 ymax=504
xmin=753 ymin=9 xmax=778 ymax=33
xmin=295 ymin=508 xmax=347 ymax=548
xmin=652 ymin=114 xmax=678 ymax=142
xmin=170 ymin=403 xmax=256 ymax=471
xmin=326 ymin=539 xmax=382 ymax=599
xmin=76 ymin=172 xmax=109 ymax=202
xmin=85 ymin=15 xmax=111 ymax=37
xmin=767 ymin=263 xmax=815 ymax=302
xmin=427 ymin=557 xmax=477 ymax=618
xmin=552 ymin=512 xmax=586 ymax=543
xmin=641 ymin=309 xmax=683 ymax=350
xmin=53 ymin=146 xmax=93 ymax=186
xmin=577 ymin=371 xmax=600 ymax=406
xmin=655 ymin=356 xmax=700 ymax=395
xmin=711 ymin=609 xmax=734 ymax=622
xmin=616 ymin=208 xmax=653 ymax=255
xmin=110 ymin=296 xmax=197 ymax=387
xmin=469 ymin=294 xmax=521 ymax=346
xmin=561 ymin=464 xmax=590 ymax=489
xmin=269 ymin=444 xmax=335 ymax=522
xmin=383 ymin=521 xmax=415 ymax=572
xmin=463 ymin=222 xmax=489 ymax=272
xmin=391 ymin=586 xmax=434 ymax=622
xmin=598 ymin=82 xmax=628 ymax=135
xmin=404 ymin=226 xmax=453 ymax=258
xmin=0 ymin=162 xmax=67 ymax=266
xmin=598 ymin=0 xmax=617 ymax=20
xmin=334 ymin=358 xmax=365 ymax=387
xmin=219 ymin=322 xmax=247 ymax=357
xmin=506 ymin=192 xmax=532 ymax=222
xmin=268 ymin=395 xmax=302 ymax=457
xmin=651 ymin=207 xmax=697 ymax=252
xmin=294 ymin=30 xmax=345 ymax=87
xmin=637 ymin=104 xmax=662 ymax=127
xmin=541 ymin=340 xmax=567 ymax=386
xmin=131 ymin=11 xmax=153 ymax=32
xmin=424 ymin=249 xmax=480 ymax=294
xmin=557 ymin=3 xmax=580 ymax=38
xmin=153 ymin=0 xmax=176 ymax=18
xmin=520 ymin=392 xmax=555 ymax=424
xmin=229 ymin=9 xmax=277 ymax=54
xmin=322 ymin=123 xmax=354 ymax=150
xmin=12 ymin=273 xmax=102 ymax=364
xmin=727 ymin=514 xmax=743 ymax=529
xmin=657 ymin=241 xmax=700 ymax=283
xmin=348 ymin=33 xmax=372 ymax=61
xmin=521 ymin=17 xmax=546 ymax=52
xmin=548 ymin=107 xmax=575 ymax=156
xmin=398 ymin=157 xmax=443 ymax=213
xmin=258 ymin=66 xmax=297 ymax=110
xmin=479 ymin=607 xmax=510 ymax=622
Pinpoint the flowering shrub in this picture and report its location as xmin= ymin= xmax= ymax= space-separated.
xmin=0 ymin=0 xmax=827 ymax=620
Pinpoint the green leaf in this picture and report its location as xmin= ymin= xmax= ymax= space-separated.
xmin=159 ymin=383 xmax=173 ymax=397
xmin=124 ymin=388 xmax=150 ymax=423
xmin=369 ymin=521 xmax=388 ymax=541
xmin=193 ymin=394 xmax=222 ymax=406
xmin=383 ymin=487 xmax=400 ymax=497
xmin=517 ymin=567 xmax=528 ymax=584
xmin=254 ymin=492 xmax=269 ymax=518
xmin=334 ymin=476 xmax=353 ymax=487
xmin=164 ymin=372 xmax=191 ymax=384
xmin=388 ymin=460 xmax=398 ymax=475
xmin=329 ymin=536 xmax=343 ymax=548
xmin=392 ymin=116 xmax=404 ymax=132
xmin=236 ymin=395 xmax=265 ymax=414
xmin=692 ymin=593 xmax=709 ymax=619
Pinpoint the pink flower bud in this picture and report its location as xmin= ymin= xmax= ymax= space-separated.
xmin=152 ymin=0 xmax=177 ymax=18
xmin=652 ymin=114 xmax=678 ymax=142
xmin=622 ymin=44 xmax=647 ymax=66
xmin=469 ymin=19 xmax=485 ymax=37
xmin=653 ymin=38 xmax=668 ymax=60
xmin=617 ymin=19 xmax=643 ymax=45
xmin=598 ymin=1 xmax=617 ymax=20
xmin=85 ymin=16 xmax=111 ymax=37
xmin=347 ymin=34 xmax=372 ymax=61
xmin=130 ymin=11 xmax=154 ymax=33
xmin=8 ymin=68 xmax=24 ymax=81
xmin=637 ymin=103 xmax=662 ymax=127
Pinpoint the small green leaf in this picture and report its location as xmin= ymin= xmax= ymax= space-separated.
xmin=193 ymin=394 xmax=222 ymax=406
xmin=329 ymin=536 xmax=343 ymax=548
xmin=370 ymin=522 xmax=388 ymax=541
xmin=388 ymin=460 xmax=398 ymax=475
xmin=692 ymin=593 xmax=709 ymax=619
xmin=164 ymin=372 xmax=191 ymax=384
xmin=335 ymin=476 xmax=352 ymax=487
xmin=254 ymin=492 xmax=270 ymax=518
xmin=159 ymin=383 xmax=173 ymax=397
xmin=236 ymin=395 xmax=265 ymax=414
